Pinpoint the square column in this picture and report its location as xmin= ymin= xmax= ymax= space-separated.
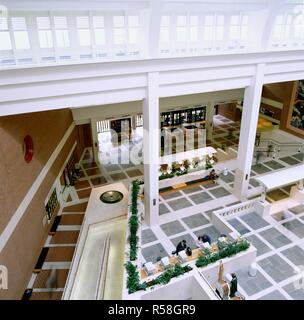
xmin=206 ymin=102 xmax=216 ymax=141
xmin=143 ymin=72 xmax=160 ymax=226
xmin=233 ymin=64 xmax=265 ymax=200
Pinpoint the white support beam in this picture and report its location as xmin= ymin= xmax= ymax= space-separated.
xmin=143 ymin=72 xmax=160 ymax=226
xmin=147 ymin=0 xmax=163 ymax=58
xmin=233 ymin=63 xmax=265 ymax=200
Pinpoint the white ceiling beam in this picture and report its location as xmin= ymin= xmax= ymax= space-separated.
xmin=1 ymin=0 xmax=149 ymax=12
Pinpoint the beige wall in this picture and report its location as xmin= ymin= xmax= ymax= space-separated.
xmin=0 ymin=109 xmax=77 ymax=299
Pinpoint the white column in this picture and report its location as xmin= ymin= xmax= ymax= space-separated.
xmin=206 ymin=102 xmax=215 ymax=141
xmin=233 ymin=64 xmax=265 ymax=200
xmin=143 ymin=72 xmax=160 ymax=226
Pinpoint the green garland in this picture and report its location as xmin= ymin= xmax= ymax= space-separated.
xmin=196 ymin=238 xmax=250 ymax=268
xmin=125 ymin=262 xmax=192 ymax=294
xmin=125 ymin=262 xmax=147 ymax=294
xmin=129 ymin=180 xmax=140 ymax=261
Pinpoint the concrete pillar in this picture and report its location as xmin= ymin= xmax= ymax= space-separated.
xmin=143 ymin=72 xmax=160 ymax=226
xmin=132 ymin=115 xmax=137 ymax=130
xmin=206 ymin=102 xmax=215 ymax=141
xmin=233 ymin=64 xmax=265 ymax=200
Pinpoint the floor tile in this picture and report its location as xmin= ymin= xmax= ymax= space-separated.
xmin=267 ymin=189 xmax=289 ymax=202
xmin=126 ymin=169 xmax=143 ymax=178
xmin=171 ymin=233 xmax=197 ymax=250
xmin=281 ymin=219 xmax=304 ymax=239
xmin=251 ymin=164 xmax=272 ymax=175
xmin=90 ymin=176 xmax=108 ymax=186
xmin=258 ymin=254 xmax=295 ymax=283
xmin=245 ymin=234 xmax=271 ymax=256
xmin=74 ymin=180 xmax=90 ymax=190
xmin=291 ymin=153 xmax=304 ymax=162
xmin=219 ymin=172 xmax=234 ymax=184
xmin=259 ymin=228 xmax=291 ymax=249
xmin=289 ymin=204 xmax=304 ymax=215
xmin=235 ymin=268 xmax=272 ymax=296
xmin=240 ymin=212 xmax=269 ymax=230
xmin=85 ymin=168 xmax=101 ymax=176
xmin=279 ymin=156 xmax=300 ymax=166
xmin=142 ymin=243 xmax=168 ymax=263
xmin=77 ymin=188 xmax=92 ymax=199
xmin=182 ymin=213 xmax=209 ymax=229
xmin=281 ymin=245 xmax=304 ymax=266
xmin=193 ymin=225 xmax=221 ymax=244
xmin=272 ymin=211 xmax=292 ymax=222
xmin=167 ymin=197 xmax=193 ymax=211
xmin=104 ymin=164 xmax=121 ymax=172
xmin=159 ymin=203 xmax=171 ymax=215
xmin=228 ymin=218 xmax=250 ymax=235
xmin=162 ymin=191 xmax=183 ymax=200
xmin=258 ymin=290 xmax=287 ymax=300
xmin=189 ymin=192 xmax=213 ymax=205
xmin=208 ymin=187 xmax=231 ymax=198
xmin=263 ymin=160 xmax=285 ymax=170
xmin=142 ymin=229 xmax=158 ymax=245
xmin=182 ymin=186 xmax=202 ymax=194
xmin=110 ymin=172 xmax=128 ymax=181
xmin=283 ymin=282 xmax=304 ymax=300
xmin=160 ymin=220 xmax=186 ymax=237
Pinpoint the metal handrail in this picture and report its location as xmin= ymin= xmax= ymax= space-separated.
xmin=96 ymin=235 xmax=111 ymax=300
xmin=197 ymin=271 xmax=221 ymax=300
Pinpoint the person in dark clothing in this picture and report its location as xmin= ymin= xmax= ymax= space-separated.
xmin=202 ymin=234 xmax=211 ymax=245
xmin=229 ymin=273 xmax=238 ymax=298
xmin=172 ymin=240 xmax=187 ymax=255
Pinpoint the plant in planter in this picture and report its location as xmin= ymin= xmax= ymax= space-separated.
xmin=125 ymin=262 xmax=147 ymax=294
xmin=195 ymin=238 xmax=250 ymax=268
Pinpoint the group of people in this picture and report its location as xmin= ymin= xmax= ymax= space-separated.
xmin=172 ymin=234 xmax=213 ymax=257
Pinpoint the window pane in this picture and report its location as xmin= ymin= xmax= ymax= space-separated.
xmin=128 ymin=16 xmax=139 ymax=27
xmin=0 ymin=17 xmax=8 ymax=30
xmin=54 ymin=16 xmax=68 ymax=29
xmin=190 ymin=26 xmax=198 ymax=41
xmin=242 ymin=15 xmax=249 ymax=25
xmin=93 ymin=16 xmax=104 ymax=28
xmin=12 ymin=17 xmax=27 ymax=30
xmin=241 ymin=26 xmax=248 ymax=40
xmin=0 ymin=32 xmax=12 ymax=50
xmin=114 ymin=28 xmax=126 ymax=44
xmin=113 ymin=16 xmax=125 ymax=27
xmin=205 ymin=16 xmax=214 ymax=26
xmin=217 ymin=15 xmax=225 ymax=25
xmin=161 ymin=16 xmax=170 ymax=27
xmin=231 ymin=15 xmax=240 ymax=25
xmin=14 ymin=31 xmax=30 ymax=49
xmin=78 ymin=29 xmax=91 ymax=46
xmin=275 ymin=15 xmax=284 ymax=25
xmin=216 ymin=26 xmax=224 ymax=40
xmin=77 ymin=16 xmax=89 ymax=29
xmin=190 ymin=16 xmax=198 ymax=26
xmin=55 ymin=29 xmax=70 ymax=47
xmin=204 ymin=26 xmax=213 ymax=40
xmin=177 ymin=26 xmax=186 ymax=42
xmin=37 ymin=17 xmax=51 ymax=29
xmin=94 ymin=29 xmax=105 ymax=45
xmin=230 ymin=25 xmax=240 ymax=40
xmin=177 ymin=15 xmax=187 ymax=26
xmin=128 ymin=28 xmax=138 ymax=44
xmin=160 ymin=27 xmax=170 ymax=42
xmin=38 ymin=30 xmax=53 ymax=48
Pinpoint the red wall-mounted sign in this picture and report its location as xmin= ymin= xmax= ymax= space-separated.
xmin=24 ymin=135 xmax=34 ymax=163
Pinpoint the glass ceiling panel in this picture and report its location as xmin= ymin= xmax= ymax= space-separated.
xmin=0 ymin=0 xmax=303 ymax=69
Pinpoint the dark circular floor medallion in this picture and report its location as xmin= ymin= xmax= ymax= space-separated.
xmin=100 ymin=190 xmax=123 ymax=204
